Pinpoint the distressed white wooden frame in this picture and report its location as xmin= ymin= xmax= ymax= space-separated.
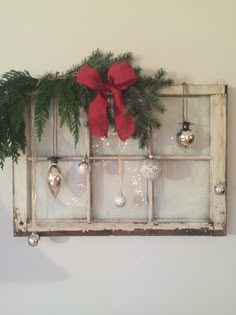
xmin=13 ymin=84 xmax=227 ymax=236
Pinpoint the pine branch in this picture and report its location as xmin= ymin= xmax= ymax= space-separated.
xmin=0 ymin=50 xmax=173 ymax=167
xmin=57 ymin=79 xmax=81 ymax=145
xmin=34 ymin=78 xmax=56 ymax=140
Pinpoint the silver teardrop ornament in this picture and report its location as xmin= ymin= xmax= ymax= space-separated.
xmin=47 ymin=161 xmax=62 ymax=197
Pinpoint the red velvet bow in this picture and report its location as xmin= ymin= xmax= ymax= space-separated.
xmin=77 ymin=61 xmax=137 ymax=141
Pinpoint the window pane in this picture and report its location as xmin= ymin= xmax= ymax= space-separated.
xmin=35 ymin=108 xmax=83 ymax=156
xmin=154 ymin=161 xmax=209 ymax=220
xmin=153 ymin=96 xmax=210 ymax=155
xmin=34 ymin=161 xmax=87 ymax=220
xmin=91 ymin=128 xmax=146 ymax=156
xmin=92 ymin=160 xmax=148 ymax=220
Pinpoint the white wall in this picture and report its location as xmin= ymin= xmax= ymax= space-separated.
xmin=0 ymin=1 xmax=236 ymax=314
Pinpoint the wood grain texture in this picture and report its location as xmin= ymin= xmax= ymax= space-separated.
xmin=160 ymin=84 xmax=226 ymax=96
xmin=209 ymin=94 xmax=227 ymax=231
xmin=14 ymin=228 xmax=225 ymax=237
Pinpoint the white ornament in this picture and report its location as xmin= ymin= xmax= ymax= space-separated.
xmin=114 ymin=193 xmax=127 ymax=207
xmin=140 ymin=157 xmax=162 ymax=180
xmin=78 ymin=160 xmax=90 ymax=175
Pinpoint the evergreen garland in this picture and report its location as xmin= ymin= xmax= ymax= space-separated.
xmin=0 ymin=50 xmax=173 ymax=167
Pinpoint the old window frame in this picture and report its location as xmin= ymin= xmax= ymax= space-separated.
xmin=13 ymin=84 xmax=227 ymax=236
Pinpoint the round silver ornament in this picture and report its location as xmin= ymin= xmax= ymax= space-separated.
xmin=28 ymin=232 xmax=40 ymax=246
xmin=176 ymin=121 xmax=196 ymax=149
xmin=47 ymin=161 xmax=62 ymax=197
xmin=114 ymin=193 xmax=127 ymax=207
xmin=214 ymin=181 xmax=225 ymax=195
xmin=78 ymin=160 xmax=90 ymax=175
xmin=140 ymin=157 xmax=162 ymax=180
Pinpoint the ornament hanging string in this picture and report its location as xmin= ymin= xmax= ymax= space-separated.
xmin=118 ymin=139 xmax=123 ymax=194
xmin=52 ymin=72 xmax=59 ymax=157
xmin=182 ymin=82 xmax=189 ymax=122
xmin=52 ymin=97 xmax=58 ymax=157
xmin=147 ymin=126 xmax=153 ymax=158
xmin=81 ymin=108 xmax=90 ymax=160
xmin=31 ymin=96 xmax=37 ymax=230
xmin=77 ymin=61 xmax=138 ymax=142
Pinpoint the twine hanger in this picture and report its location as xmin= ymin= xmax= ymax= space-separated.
xmin=118 ymin=138 xmax=123 ymax=195
xmin=182 ymin=82 xmax=189 ymax=122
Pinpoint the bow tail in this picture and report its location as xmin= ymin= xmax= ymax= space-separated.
xmin=112 ymin=89 xmax=136 ymax=142
xmin=115 ymin=114 xmax=136 ymax=142
xmin=88 ymin=94 xmax=110 ymax=137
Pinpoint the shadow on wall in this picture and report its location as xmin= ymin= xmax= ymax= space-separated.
xmin=226 ymin=86 xmax=236 ymax=235
xmin=0 ymin=161 xmax=68 ymax=284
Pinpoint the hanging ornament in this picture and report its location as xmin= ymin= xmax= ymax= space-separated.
xmin=140 ymin=156 xmax=162 ymax=180
xmin=176 ymin=121 xmax=196 ymax=149
xmin=114 ymin=139 xmax=127 ymax=207
xmin=47 ymin=98 xmax=61 ymax=198
xmin=47 ymin=158 xmax=62 ymax=197
xmin=78 ymin=155 xmax=90 ymax=175
xmin=28 ymin=232 xmax=40 ymax=246
xmin=114 ymin=193 xmax=127 ymax=207
xmin=176 ymin=82 xmax=196 ymax=149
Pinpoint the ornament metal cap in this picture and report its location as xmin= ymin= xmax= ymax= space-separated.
xmin=49 ymin=156 xmax=60 ymax=164
xmin=182 ymin=121 xmax=191 ymax=131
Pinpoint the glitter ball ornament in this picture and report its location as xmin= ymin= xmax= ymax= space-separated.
xmin=78 ymin=160 xmax=90 ymax=175
xmin=114 ymin=193 xmax=127 ymax=207
xmin=28 ymin=232 xmax=40 ymax=246
xmin=176 ymin=121 xmax=196 ymax=149
xmin=47 ymin=161 xmax=62 ymax=197
xmin=140 ymin=157 xmax=162 ymax=180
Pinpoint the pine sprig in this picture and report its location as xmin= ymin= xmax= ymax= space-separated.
xmin=57 ymin=79 xmax=82 ymax=145
xmin=34 ymin=78 xmax=56 ymax=140
xmin=0 ymin=70 xmax=37 ymax=167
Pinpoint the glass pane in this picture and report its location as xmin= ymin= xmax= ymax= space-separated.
xmin=34 ymin=161 xmax=87 ymax=220
xmin=35 ymin=108 xmax=84 ymax=156
xmin=35 ymin=117 xmax=53 ymax=156
xmin=92 ymin=160 xmax=148 ymax=220
xmin=154 ymin=161 xmax=209 ymax=220
xmin=153 ymin=96 xmax=210 ymax=155
xmin=91 ymin=128 xmax=146 ymax=156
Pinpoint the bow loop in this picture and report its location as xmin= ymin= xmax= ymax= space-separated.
xmin=77 ymin=65 xmax=108 ymax=92
xmin=77 ymin=61 xmax=137 ymax=141
xmin=107 ymin=61 xmax=138 ymax=90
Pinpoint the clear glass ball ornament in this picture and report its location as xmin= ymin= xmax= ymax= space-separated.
xmin=78 ymin=160 xmax=90 ymax=175
xmin=28 ymin=232 xmax=40 ymax=246
xmin=114 ymin=193 xmax=127 ymax=207
xmin=140 ymin=157 xmax=162 ymax=180
xmin=176 ymin=121 xmax=196 ymax=149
